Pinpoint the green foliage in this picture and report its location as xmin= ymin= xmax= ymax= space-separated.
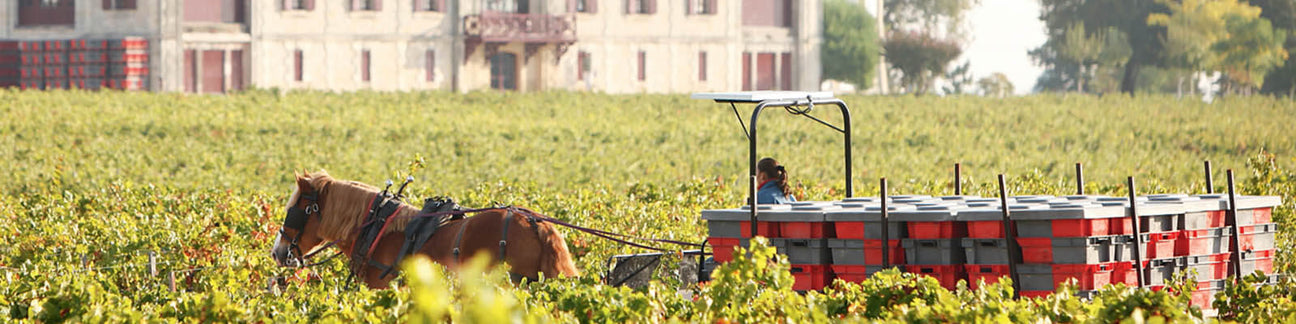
xmin=0 ymin=91 xmax=1293 ymax=321
xmin=821 ymin=0 xmax=881 ymax=89
xmin=977 ymin=72 xmax=1015 ymax=97
xmin=884 ymin=30 xmax=964 ymax=95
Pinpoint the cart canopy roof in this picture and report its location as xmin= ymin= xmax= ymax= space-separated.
xmin=691 ymin=91 xmax=835 ymax=103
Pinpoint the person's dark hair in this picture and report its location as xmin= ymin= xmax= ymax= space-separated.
xmin=757 ymin=157 xmax=789 ymax=194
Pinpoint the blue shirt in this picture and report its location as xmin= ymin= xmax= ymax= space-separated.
xmin=756 ymin=180 xmax=796 ymax=204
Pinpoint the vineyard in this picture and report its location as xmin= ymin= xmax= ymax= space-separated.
xmin=1 ymin=89 xmax=1295 ymax=322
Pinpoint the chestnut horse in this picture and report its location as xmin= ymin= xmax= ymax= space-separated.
xmin=270 ymin=171 xmax=580 ymax=288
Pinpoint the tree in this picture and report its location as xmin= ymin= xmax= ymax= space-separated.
xmin=1214 ymin=14 xmax=1289 ymax=94
xmin=884 ymin=0 xmax=979 ymax=38
xmin=884 ymin=30 xmax=963 ymax=95
xmin=1147 ymin=0 xmax=1287 ymax=96
xmin=1035 ymin=0 xmax=1167 ymax=95
xmin=1250 ymin=0 xmax=1296 ymax=96
xmin=977 ymin=72 xmax=1015 ymax=97
xmin=821 ymin=0 xmax=881 ymax=89
xmin=942 ymin=61 xmax=973 ymax=94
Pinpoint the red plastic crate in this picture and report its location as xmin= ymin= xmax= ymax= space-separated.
xmin=967 ymin=220 xmax=1007 ymax=238
xmin=1229 ymin=250 xmax=1275 ymax=275
xmin=1050 ymin=263 xmax=1114 ymax=290
xmin=1176 ymin=228 xmax=1232 ymax=256
xmin=789 ymin=264 xmax=832 ymax=291
xmin=1111 ymin=261 xmax=1137 ymax=286
xmin=104 ymin=78 xmax=147 ymax=90
xmin=862 ymin=239 xmax=905 ymax=265
xmin=740 ymin=221 xmax=779 ymax=238
xmin=831 ymin=265 xmax=880 ymax=283
xmin=1021 ymin=291 xmax=1054 ymax=298
xmin=710 ymin=237 xmax=742 ymax=263
xmin=778 ymin=222 xmax=833 ymax=239
xmin=1108 ymin=217 xmax=1134 ymax=235
xmin=1052 ymin=218 xmax=1109 ymax=237
xmin=1186 ymin=253 xmax=1230 ymax=280
xmin=965 ymin=264 xmax=1010 ymax=289
xmin=1254 ymin=208 xmax=1273 ymax=224
xmin=1017 ymin=238 xmax=1053 ymax=264
xmin=1141 ymin=231 xmax=1179 ymax=259
xmin=0 ymin=41 xmax=18 ymax=50
xmin=907 ymin=221 xmax=966 ymax=239
xmin=905 ymin=265 xmax=965 ymax=290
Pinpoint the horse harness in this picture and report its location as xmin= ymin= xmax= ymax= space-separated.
xmin=349 ymin=195 xmax=541 ymax=281
xmin=280 ymin=191 xmax=321 ymax=262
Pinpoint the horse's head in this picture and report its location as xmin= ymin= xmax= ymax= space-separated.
xmin=270 ymin=171 xmax=329 ymax=267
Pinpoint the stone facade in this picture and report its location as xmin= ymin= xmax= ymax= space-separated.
xmin=1 ymin=0 xmax=821 ymax=93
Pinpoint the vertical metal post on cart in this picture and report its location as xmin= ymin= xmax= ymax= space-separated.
xmin=1204 ymin=161 xmax=1214 ymax=194
xmin=745 ymin=97 xmax=854 ymax=237
xmin=1226 ymin=170 xmax=1244 ymax=278
xmin=997 ymin=174 xmax=1021 ymax=298
xmin=954 ymin=163 xmax=962 ymax=196
xmin=1075 ymin=163 xmax=1085 ymax=195
xmin=1127 ymin=177 xmax=1145 ymax=288
xmin=881 ymin=178 xmax=890 ymax=268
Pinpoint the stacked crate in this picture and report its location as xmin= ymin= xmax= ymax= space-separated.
xmin=824 ymin=198 xmax=907 ymax=284
xmin=68 ymin=39 xmax=110 ymax=90
xmin=0 ymin=41 xmax=24 ymax=88
xmin=105 ymin=37 xmax=148 ymax=90
xmin=894 ymin=198 xmax=969 ymax=289
xmin=41 ymin=40 xmax=69 ymax=89
xmin=702 ymin=203 xmax=837 ymax=291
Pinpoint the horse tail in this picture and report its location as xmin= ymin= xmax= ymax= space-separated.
xmin=536 ymin=218 xmax=580 ymax=278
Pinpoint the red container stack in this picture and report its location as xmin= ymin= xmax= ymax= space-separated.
xmin=105 ymin=37 xmax=149 ymax=91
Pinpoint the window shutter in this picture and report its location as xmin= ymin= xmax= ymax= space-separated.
xmin=373 ymin=0 xmax=382 ymax=10
xmin=294 ymin=50 xmax=303 ymax=82
xmin=414 ymin=0 xmax=424 ymax=11
xmin=567 ymin=0 xmax=575 ymax=12
xmin=305 ymin=0 xmax=315 ymax=10
xmin=350 ymin=0 xmax=360 ymax=10
xmin=647 ymin=0 xmax=657 ymax=14
xmin=281 ymin=0 xmax=291 ymax=10
xmin=436 ymin=0 xmax=444 ymax=11
xmin=103 ymin=0 xmax=111 ymax=10
xmin=122 ymin=0 xmax=135 ymax=9
xmin=426 ymin=50 xmax=435 ymax=82
xmin=685 ymin=0 xmax=693 ymax=15
xmin=705 ymin=0 xmax=714 ymax=14
xmin=591 ymin=0 xmax=599 ymax=12
xmin=624 ymin=0 xmax=632 ymax=14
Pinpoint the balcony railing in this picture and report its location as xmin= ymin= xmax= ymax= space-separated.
xmin=463 ymin=12 xmax=576 ymax=43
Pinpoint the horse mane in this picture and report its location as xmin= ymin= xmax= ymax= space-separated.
xmin=305 ymin=170 xmax=419 ymax=241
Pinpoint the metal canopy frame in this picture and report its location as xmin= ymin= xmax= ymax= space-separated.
xmin=692 ymin=92 xmax=854 ymax=238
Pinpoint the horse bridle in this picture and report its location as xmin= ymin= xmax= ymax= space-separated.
xmin=281 ymin=191 xmax=320 ymax=266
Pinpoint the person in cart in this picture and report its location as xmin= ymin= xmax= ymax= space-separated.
xmin=756 ymin=157 xmax=797 ymax=204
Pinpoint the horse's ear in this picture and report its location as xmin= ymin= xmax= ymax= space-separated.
xmin=296 ymin=174 xmax=314 ymax=192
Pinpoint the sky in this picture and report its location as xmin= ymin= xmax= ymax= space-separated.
xmin=860 ymin=0 xmax=1048 ymax=94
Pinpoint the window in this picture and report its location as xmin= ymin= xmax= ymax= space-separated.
xmin=293 ymin=50 xmax=303 ymax=82
xmin=577 ymin=51 xmax=591 ymax=81
xmin=625 ymin=0 xmax=655 ymax=14
xmin=425 ymin=50 xmax=436 ymax=82
xmin=283 ymin=0 xmax=315 ymax=11
xmin=103 ymin=0 xmax=137 ymax=10
xmin=687 ymin=0 xmax=714 ymax=15
xmin=637 ymin=51 xmax=646 ymax=81
xmin=780 ymin=52 xmax=791 ymax=90
xmin=352 ymin=0 xmax=381 ymax=11
xmin=574 ymin=0 xmax=598 ymax=13
xmin=18 ymin=0 xmax=75 ymax=26
xmin=414 ymin=0 xmax=443 ymax=12
xmin=490 ymin=53 xmax=518 ymax=90
xmin=361 ymin=50 xmax=372 ymax=82
xmin=698 ymin=51 xmax=706 ymax=81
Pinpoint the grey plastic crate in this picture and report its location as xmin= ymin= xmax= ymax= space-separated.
xmin=961 ymin=238 xmax=1014 ymax=264
xmin=825 ymin=205 xmax=910 ymax=239
xmin=769 ymin=238 xmax=832 ymax=264
xmin=1242 ymin=223 xmax=1277 ymax=252
xmin=902 ymin=239 xmax=964 ymax=264
xmin=1025 ymin=236 xmax=1123 ymax=264
xmin=702 ymin=205 xmax=791 ymax=237
xmin=1142 ymin=257 xmax=1187 ymax=286
xmin=826 ymin=239 xmax=903 ymax=265
xmin=1184 ymin=254 xmax=1230 ymax=281
xmin=760 ymin=204 xmax=837 ymax=222
xmin=1017 ymin=264 xmax=1057 ymax=291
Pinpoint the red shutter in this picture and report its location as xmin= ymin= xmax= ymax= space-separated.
xmin=645 ymin=0 xmax=656 ymax=14
xmin=783 ymin=0 xmax=793 ymax=27
xmin=305 ymin=0 xmax=315 ymax=10
xmin=373 ymin=0 xmax=382 ymax=10
xmin=577 ymin=52 xmax=586 ymax=81
xmin=426 ymin=50 xmax=435 ymax=82
xmin=103 ymin=0 xmax=112 ymax=10
xmin=637 ymin=51 xmax=646 ymax=81
xmin=231 ymin=50 xmax=244 ymax=91
xmin=184 ymin=50 xmax=196 ymax=92
xmin=414 ymin=0 xmax=424 ymax=11
xmin=201 ymin=50 xmax=225 ymax=93
xmin=350 ymin=0 xmax=360 ymax=10
xmin=741 ymin=52 xmax=750 ymax=91
xmin=567 ymin=0 xmax=576 ymax=12
xmin=362 ymin=50 xmax=371 ymax=82
xmin=685 ymin=0 xmax=693 ymax=14
xmin=122 ymin=0 xmax=135 ymax=9
xmin=624 ymin=0 xmax=632 ymax=14
xmin=705 ymin=0 xmax=714 ymax=14
xmin=436 ymin=0 xmax=444 ymax=11
xmin=294 ymin=50 xmax=303 ymax=82
xmin=282 ymin=0 xmax=290 ymax=10
xmin=780 ymin=52 xmax=792 ymax=90
xmin=698 ymin=51 xmax=706 ymax=81
xmin=588 ymin=0 xmax=598 ymax=13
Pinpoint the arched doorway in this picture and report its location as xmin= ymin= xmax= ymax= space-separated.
xmin=490 ymin=52 xmax=517 ymax=91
